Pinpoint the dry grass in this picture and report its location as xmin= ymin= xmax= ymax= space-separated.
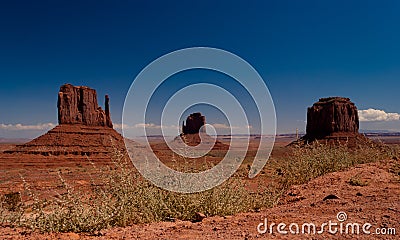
xmin=278 ymin=142 xmax=399 ymax=188
xmin=1 ymin=141 xmax=398 ymax=233
xmin=0 ymin=154 xmax=280 ymax=233
xmin=347 ymin=174 xmax=369 ymax=186
xmin=389 ymin=161 xmax=400 ymax=177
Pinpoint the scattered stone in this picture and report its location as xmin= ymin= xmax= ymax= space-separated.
xmin=193 ymin=212 xmax=206 ymax=222
xmin=90 ymin=230 xmax=105 ymax=237
xmin=165 ymin=217 xmax=176 ymax=222
xmin=287 ymin=189 xmax=300 ymax=196
xmin=323 ymin=194 xmax=340 ymax=201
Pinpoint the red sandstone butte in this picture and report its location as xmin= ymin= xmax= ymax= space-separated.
xmin=57 ymin=84 xmax=113 ymax=128
xmin=177 ymin=112 xmax=228 ymax=150
xmin=293 ymin=97 xmax=369 ymax=147
xmin=4 ymin=84 xmax=125 ymax=157
xmin=182 ymin=112 xmax=206 ymax=134
xmin=306 ymin=97 xmax=359 ymax=139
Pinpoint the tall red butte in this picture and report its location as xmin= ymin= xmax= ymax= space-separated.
xmin=4 ymin=84 xmax=125 ymax=158
xmin=58 ymin=84 xmax=113 ymax=128
xmin=292 ymin=97 xmax=370 ymax=147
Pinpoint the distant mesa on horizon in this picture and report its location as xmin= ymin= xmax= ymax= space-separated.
xmin=177 ymin=112 xmax=228 ymax=150
xmin=181 ymin=112 xmax=206 ymax=135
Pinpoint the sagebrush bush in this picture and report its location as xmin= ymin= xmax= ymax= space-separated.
xmin=279 ymin=142 xmax=399 ymax=187
xmin=347 ymin=174 xmax=369 ymax=186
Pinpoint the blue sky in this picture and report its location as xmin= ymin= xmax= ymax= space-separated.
xmin=1 ymin=0 xmax=400 ymax=138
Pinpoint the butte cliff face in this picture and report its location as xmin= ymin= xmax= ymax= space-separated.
xmin=306 ymin=97 xmax=359 ymax=139
xmin=5 ymin=84 xmax=125 ymax=157
xmin=182 ymin=112 xmax=206 ymax=134
xmin=177 ymin=112 xmax=228 ymax=150
xmin=297 ymin=97 xmax=368 ymax=147
xmin=58 ymin=84 xmax=113 ymax=128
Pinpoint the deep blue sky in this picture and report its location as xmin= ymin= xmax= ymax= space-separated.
xmin=1 ymin=0 xmax=400 ymax=138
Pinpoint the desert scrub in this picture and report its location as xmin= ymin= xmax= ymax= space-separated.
xmin=279 ymin=142 xmax=399 ymax=187
xmin=0 ymin=157 xmax=281 ymax=233
xmin=391 ymin=163 xmax=400 ymax=176
xmin=347 ymin=174 xmax=369 ymax=187
xmin=389 ymin=160 xmax=400 ymax=181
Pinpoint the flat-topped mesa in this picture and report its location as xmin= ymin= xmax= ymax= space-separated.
xmin=305 ymin=97 xmax=359 ymax=140
xmin=288 ymin=96 xmax=370 ymax=147
xmin=57 ymin=84 xmax=113 ymax=128
xmin=182 ymin=112 xmax=206 ymax=134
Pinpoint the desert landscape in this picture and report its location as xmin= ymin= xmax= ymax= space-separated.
xmin=0 ymin=85 xmax=398 ymax=239
xmin=1 ymin=1 xmax=400 ymax=239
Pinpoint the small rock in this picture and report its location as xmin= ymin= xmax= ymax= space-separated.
xmin=388 ymin=207 xmax=397 ymax=212
xmin=193 ymin=212 xmax=206 ymax=222
xmin=91 ymin=230 xmax=104 ymax=236
xmin=288 ymin=191 xmax=298 ymax=196
xmin=323 ymin=194 xmax=340 ymax=201
xmin=165 ymin=217 xmax=176 ymax=222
